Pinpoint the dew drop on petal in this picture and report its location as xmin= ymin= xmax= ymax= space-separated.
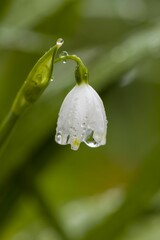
xmin=81 ymin=123 xmax=87 ymax=137
xmin=81 ymin=122 xmax=86 ymax=128
xmin=55 ymin=132 xmax=62 ymax=144
xmin=69 ymin=126 xmax=77 ymax=135
xmin=84 ymin=130 xmax=99 ymax=148
xmin=84 ymin=138 xmax=99 ymax=148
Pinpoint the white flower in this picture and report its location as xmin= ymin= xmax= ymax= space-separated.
xmin=55 ymin=83 xmax=107 ymax=150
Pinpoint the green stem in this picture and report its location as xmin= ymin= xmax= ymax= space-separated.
xmin=55 ymin=54 xmax=84 ymax=67
xmin=55 ymin=55 xmax=89 ymax=84
xmin=0 ymin=112 xmax=19 ymax=147
xmin=0 ymin=39 xmax=63 ymax=149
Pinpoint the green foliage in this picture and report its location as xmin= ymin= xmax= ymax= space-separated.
xmin=0 ymin=0 xmax=160 ymax=240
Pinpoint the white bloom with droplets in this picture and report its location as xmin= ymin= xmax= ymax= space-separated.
xmin=55 ymin=83 xmax=107 ymax=150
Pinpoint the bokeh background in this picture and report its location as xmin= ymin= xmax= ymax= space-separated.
xmin=0 ymin=0 xmax=160 ymax=239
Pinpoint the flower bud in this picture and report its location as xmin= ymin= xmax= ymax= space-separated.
xmin=12 ymin=38 xmax=64 ymax=115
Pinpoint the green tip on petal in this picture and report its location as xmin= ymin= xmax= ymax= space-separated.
xmin=75 ymin=63 xmax=89 ymax=85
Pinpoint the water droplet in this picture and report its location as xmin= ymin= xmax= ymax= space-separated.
xmin=55 ymin=132 xmax=62 ymax=144
xmin=62 ymin=51 xmax=69 ymax=56
xmin=84 ymin=130 xmax=99 ymax=148
xmin=50 ymin=78 xmax=54 ymax=82
xmin=56 ymin=38 xmax=64 ymax=47
xmin=59 ymin=51 xmax=69 ymax=64
xmin=84 ymin=138 xmax=98 ymax=148
xmin=81 ymin=122 xmax=86 ymax=132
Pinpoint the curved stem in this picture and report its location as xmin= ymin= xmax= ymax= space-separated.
xmin=55 ymin=54 xmax=89 ymax=84
xmin=55 ymin=54 xmax=85 ymax=67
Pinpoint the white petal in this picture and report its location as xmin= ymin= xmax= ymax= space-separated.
xmin=84 ymin=85 xmax=107 ymax=144
xmin=55 ymin=83 xmax=107 ymax=150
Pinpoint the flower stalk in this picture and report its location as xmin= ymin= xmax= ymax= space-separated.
xmin=55 ymin=54 xmax=89 ymax=84
xmin=0 ymin=38 xmax=64 ymax=148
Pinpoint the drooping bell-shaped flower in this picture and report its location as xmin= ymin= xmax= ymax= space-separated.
xmin=55 ymin=56 xmax=107 ymax=150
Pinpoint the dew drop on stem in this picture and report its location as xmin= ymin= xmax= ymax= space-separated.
xmin=59 ymin=51 xmax=69 ymax=64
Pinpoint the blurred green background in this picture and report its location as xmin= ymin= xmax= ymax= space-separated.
xmin=0 ymin=0 xmax=160 ymax=239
